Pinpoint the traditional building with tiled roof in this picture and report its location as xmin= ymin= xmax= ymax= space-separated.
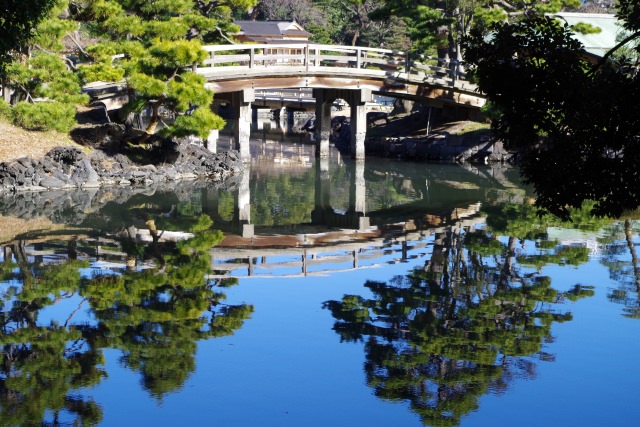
xmin=233 ymin=21 xmax=311 ymax=44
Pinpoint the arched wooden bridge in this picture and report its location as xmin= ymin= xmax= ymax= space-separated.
xmin=195 ymin=43 xmax=483 ymax=106
xmin=194 ymin=43 xmax=486 ymax=161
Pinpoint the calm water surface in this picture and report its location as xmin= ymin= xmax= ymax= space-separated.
xmin=1 ymin=135 xmax=639 ymax=426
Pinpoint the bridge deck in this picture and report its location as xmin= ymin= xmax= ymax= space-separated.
xmin=196 ymin=43 xmax=484 ymax=107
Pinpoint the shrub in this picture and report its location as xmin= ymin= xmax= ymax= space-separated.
xmin=0 ymin=100 xmax=12 ymax=121
xmin=12 ymin=101 xmax=76 ymax=132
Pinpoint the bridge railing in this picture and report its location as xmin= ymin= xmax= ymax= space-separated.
xmin=199 ymin=43 xmax=467 ymax=84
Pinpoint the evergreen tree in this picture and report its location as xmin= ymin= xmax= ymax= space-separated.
xmin=464 ymin=0 xmax=640 ymax=218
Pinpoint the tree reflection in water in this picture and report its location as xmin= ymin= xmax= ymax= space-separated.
xmin=324 ymin=202 xmax=600 ymax=426
xmin=0 ymin=214 xmax=253 ymax=423
xmin=602 ymin=219 xmax=640 ymax=319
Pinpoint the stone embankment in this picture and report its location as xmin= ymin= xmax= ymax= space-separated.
xmin=0 ymin=124 xmax=243 ymax=192
xmin=365 ymin=133 xmax=512 ymax=164
xmin=331 ymin=115 xmax=514 ymax=164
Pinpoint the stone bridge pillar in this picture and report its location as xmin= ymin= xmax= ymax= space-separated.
xmin=313 ymin=88 xmax=373 ymax=160
xmin=313 ymin=89 xmax=332 ymax=158
xmin=347 ymin=90 xmax=371 ymax=160
xmin=231 ymin=89 xmax=254 ymax=161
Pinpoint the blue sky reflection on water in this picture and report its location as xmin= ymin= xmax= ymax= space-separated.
xmin=84 ymin=242 xmax=640 ymax=427
xmin=470 ymin=257 xmax=640 ymax=427
xmin=94 ymin=263 xmax=424 ymax=427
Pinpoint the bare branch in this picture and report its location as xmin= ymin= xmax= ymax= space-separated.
xmin=65 ymin=31 xmax=93 ymax=61
xmin=33 ymin=43 xmax=78 ymax=71
xmin=215 ymin=26 xmax=236 ymax=44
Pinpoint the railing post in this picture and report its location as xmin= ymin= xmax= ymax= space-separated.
xmin=356 ymin=47 xmax=361 ymax=69
xmin=305 ymin=44 xmax=309 ymax=72
xmin=249 ymin=47 xmax=254 ymax=68
xmin=405 ymin=52 xmax=411 ymax=74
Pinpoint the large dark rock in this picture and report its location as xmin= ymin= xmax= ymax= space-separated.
xmin=0 ymin=128 xmax=243 ymax=193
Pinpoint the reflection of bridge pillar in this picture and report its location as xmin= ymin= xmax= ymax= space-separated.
xmin=237 ymin=164 xmax=253 ymax=237
xmin=350 ymin=159 xmax=369 ymax=230
xmin=228 ymin=165 xmax=253 ymax=237
xmin=238 ymin=167 xmax=250 ymax=223
xmin=311 ymin=153 xmax=331 ymax=225
xmin=313 ymin=89 xmax=332 ymax=158
xmin=231 ymin=89 xmax=254 ymax=161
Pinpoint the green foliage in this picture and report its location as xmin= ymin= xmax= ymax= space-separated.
xmin=464 ymin=8 xmax=640 ymax=219
xmin=0 ymin=0 xmax=58 ymax=62
xmin=0 ymin=99 xmax=12 ymax=121
xmin=1 ymin=0 xmax=256 ymax=137
xmin=617 ymin=0 xmax=640 ymax=33
xmin=463 ymin=230 xmax=504 ymax=256
xmin=0 ymin=255 xmax=106 ymax=426
xmin=31 ymin=9 xmax=79 ymax=52
xmin=70 ymin=1 xmax=251 ymax=139
xmin=77 ymin=60 xmax=126 ymax=83
xmin=167 ymin=73 xmax=213 ymax=111
xmin=128 ymin=72 xmax=166 ymax=98
xmin=7 ymin=51 xmax=88 ymax=103
xmin=148 ymin=39 xmax=208 ymax=70
xmin=571 ymin=22 xmax=602 ymax=34
xmin=12 ymin=101 xmax=77 ymax=132
xmin=166 ymin=108 xmax=225 ymax=140
xmin=79 ymin=216 xmax=252 ymax=398
xmin=252 ymin=172 xmax=315 ymax=225
xmin=518 ymin=245 xmax=590 ymax=269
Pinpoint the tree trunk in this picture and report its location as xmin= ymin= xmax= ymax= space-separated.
xmin=138 ymin=98 xmax=164 ymax=143
xmin=351 ymin=29 xmax=360 ymax=46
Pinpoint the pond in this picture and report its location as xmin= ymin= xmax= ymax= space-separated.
xmin=1 ymin=135 xmax=639 ymax=426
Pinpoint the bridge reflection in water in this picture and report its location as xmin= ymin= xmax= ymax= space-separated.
xmin=202 ymin=135 xmax=522 ymax=279
xmin=0 ymin=136 xmax=523 ymax=283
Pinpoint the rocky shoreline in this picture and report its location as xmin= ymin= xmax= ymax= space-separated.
xmin=0 ymin=118 xmax=511 ymax=193
xmin=364 ymin=133 xmax=512 ymax=164
xmin=330 ymin=115 xmax=514 ymax=164
xmin=0 ymin=124 xmax=243 ymax=192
